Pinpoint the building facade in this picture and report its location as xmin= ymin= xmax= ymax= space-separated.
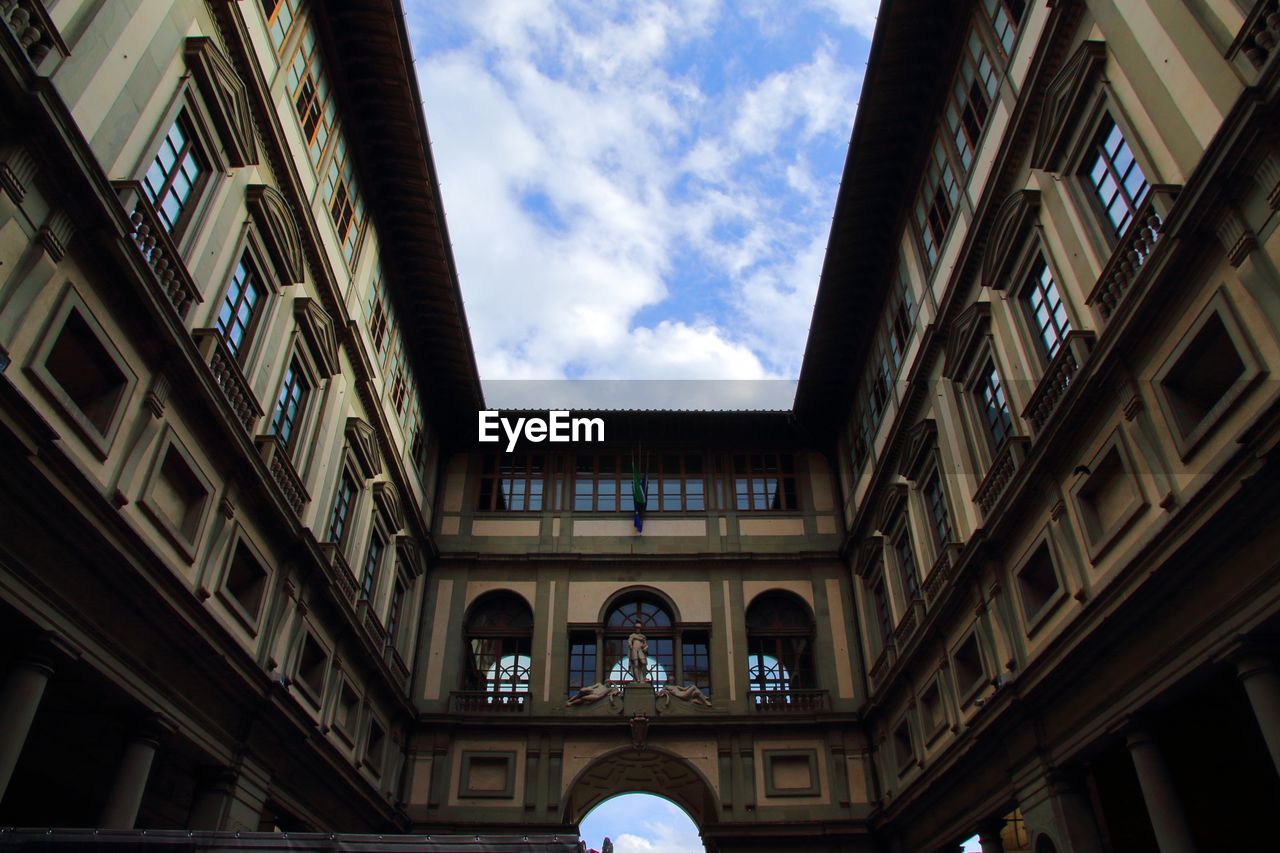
xmin=1 ymin=1 xmax=1279 ymax=852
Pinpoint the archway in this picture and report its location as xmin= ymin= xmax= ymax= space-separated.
xmin=579 ymin=793 xmax=701 ymax=853
xmin=564 ymin=747 xmax=718 ymax=840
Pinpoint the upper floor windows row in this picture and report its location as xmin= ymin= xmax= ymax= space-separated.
xmin=475 ymin=451 xmax=802 ymax=513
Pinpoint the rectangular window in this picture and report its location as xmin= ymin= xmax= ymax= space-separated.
xmin=681 ymin=631 xmax=711 ymax=693
xmin=1086 ymin=114 xmax=1150 ymax=238
xmin=571 ymin=453 xmax=706 ymax=512
xmin=871 ymin=574 xmax=893 ymax=652
xmin=1024 ymin=256 xmax=1071 ymax=362
xmin=286 ymin=26 xmax=335 ymax=165
xmin=387 ymin=579 xmax=405 ymax=644
xmin=732 ymin=453 xmax=798 ymax=512
xmin=943 ymin=27 xmax=998 ymax=173
xmin=360 ymin=534 xmax=382 ymax=601
xmin=976 ymin=359 xmax=1014 ymax=450
xmin=216 ymin=253 xmax=263 ymax=358
xmin=270 ymin=358 xmax=310 ymax=450
xmin=914 ymin=138 xmax=959 ymax=268
xmin=983 ymin=0 xmax=1027 ymax=58
xmin=143 ymin=112 xmax=205 ymax=234
xmin=568 ymin=631 xmax=597 ymax=691
xmin=260 ymin=0 xmax=299 ymax=52
xmin=477 ymin=453 xmax=545 ymax=512
xmin=365 ymin=273 xmax=392 ymax=358
xmin=923 ymin=471 xmax=954 ymax=552
xmin=895 ymin=529 xmax=921 ymax=603
xmin=328 ymin=470 xmax=356 ymax=544
xmin=323 ymin=137 xmax=365 ymax=263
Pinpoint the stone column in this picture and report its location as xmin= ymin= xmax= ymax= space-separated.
xmin=1126 ymin=727 xmax=1197 ymax=853
xmin=188 ymin=758 xmax=270 ymax=831
xmin=1236 ymin=655 xmax=1280 ymax=777
xmin=0 ymin=654 xmax=55 ymax=801
xmin=977 ymin=819 xmax=1006 ymax=853
xmin=99 ymin=720 xmax=161 ymax=829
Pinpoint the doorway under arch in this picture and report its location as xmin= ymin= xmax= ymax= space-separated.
xmin=579 ymin=792 xmax=702 ymax=853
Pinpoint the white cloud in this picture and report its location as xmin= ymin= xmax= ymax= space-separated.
xmin=808 ymin=0 xmax=881 ymax=39
xmin=409 ymin=0 xmax=866 ymax=385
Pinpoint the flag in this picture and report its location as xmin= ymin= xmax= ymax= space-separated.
xmin=632 ymin=462 xmax=647 ymax=533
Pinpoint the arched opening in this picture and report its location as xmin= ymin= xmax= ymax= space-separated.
xmin=604 ymin=592 xmax=675 ymax=685
xmin=462 ymin=591 xmax=533 ymax=701
xmin=745 ymin=591 xmax=815 ymax=705
xmin=564 ymin=746 xmax=718 ymax=842
xmin=579 ymin=792 xmax=702 ymax=853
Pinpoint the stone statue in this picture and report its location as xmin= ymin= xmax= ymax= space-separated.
xmin=566 ymin=682 xmax=620 ymax=707
xmin=602 ymin=838 xmax=614 ymax=853
xmin=628 ymin=622 xmax=649 ymax=683
xmin=657 ymin=683 xmax=713 ymax=708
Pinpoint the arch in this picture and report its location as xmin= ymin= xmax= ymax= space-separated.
xmin=463 ymin=591 xmax=533 ymax=697
xmin=745 ymin=590 xmax=816 ymax=700
xmin=562 ymin=745 xmax=720 ymax=830
xmin=1034 ymin=834 xmax=1059 ymax=853
xmin=597 ymin=585 xmax=682 ymax=625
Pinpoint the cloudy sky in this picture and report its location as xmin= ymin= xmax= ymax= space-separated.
xmin=403 ymin=0 xmax=882 ymax=389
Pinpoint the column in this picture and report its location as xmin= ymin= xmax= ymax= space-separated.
xmin=1126 ymin=727 xmax=1197 ymax=853
xmin=0 ymin=654 xmax=55 ymax=801
xmin=99 ymin=720 xmax=161 ymax=829
xmin=188 ymin=758 xmax=269 ymax=831
xmin=977 ymin=819 xmax=1006 ymax=853
xmin=1236 ymin=655 xmax=1280 ymax=777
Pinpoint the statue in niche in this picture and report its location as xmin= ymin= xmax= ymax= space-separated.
xmin=566 ymin=682 xmax=621 ymax=707
xmin=657 ymin=683 xmax=713 ymax=708
xmin=628 ymin=622 xmax=649 ymax=683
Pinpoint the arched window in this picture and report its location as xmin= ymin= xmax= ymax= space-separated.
xmin=567 ymin=590 xmax=711 ymax=695
xmin=464 ymin=592 xmax=532 ymax=702
xmin=746 ymin=592 xmax=815 ymax=704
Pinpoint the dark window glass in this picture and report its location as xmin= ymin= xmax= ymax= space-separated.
xmin=977 ymin=359 xmax=1014 ymax=450
xmin=1025 ymin=256 xmax=1071 ymax=362
xmin=984 ymin=0 xmax=1027 ymax=57
xmin=871 ymin=575 xmax=893 ymax=650
xmin=924 ymin=471 xmax=954 ymax=552
xmin=915 ymin=139 xmax=958 ymax=267
xmin=465 ymin=593 xmax=533 ymax=696
xmin=896 ymin=530 xmax=921 ymax=603
xmin=387 ymin=580 xmax=405 ymax=645
xmin=143 ymin=112 xmax=205 ymax=234
xmin=746 ymin=594 xmax=814 ymax=700
xmin=216 ymin=254 xmax=263 ymax=358
xmin=732 ymin=453 xmax=798 ymax=511
xmin=271 ymin=358 xmax=310 ymax=450
xmin=1086 ymin=115 xmax=1150 ymax=237
xmin=476 ymin=453 xmax=545 ymax=512
xmin=943 ymin=28 xmax=998 ymax=172
xmin=360 ymin=534 xmax=382 ymax=600
xmin=681 ymin=631 xmax=711 ymax=693
xmin=568 ymin=631 xmax=597 ymax=691
xmin=327 ymin=471 xmax=356 ymax=544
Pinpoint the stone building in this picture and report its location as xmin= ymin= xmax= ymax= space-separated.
xmin=0 ymin=1 xmax=1278 ymax=852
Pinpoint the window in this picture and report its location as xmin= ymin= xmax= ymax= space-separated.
xmin=1023 ymin=256 xmax=1071 ymax=362
xmin=975 ymin=359 xmax=1014 ymax=450
xmin=216 ymin=253 xmax=264 ymax=359
xmin=364 ymin=718 xmax=385 ymax=778
xmin=365 ymin=272 xmax=392 ymax=358
xmin=944 ymin=28 xmax=998 ymax=172
xmin=604 ymin=595 xmax=674 ymax=685
xmin=983 ymin=0 xmax=1027 ymax=57
xmin=915 ymin=138 xmax=959 ymax=267
xmin=270 ymin=358 xmax=310 ymax=450
xmin=260 ymin=0 xmax=299 ymax=52
xmin=848 ymin=263 xmax=918 ymax=475
xmin=894 ymin=527 xmax=922 ymax=604
xmin=360 ymin=534 xmax=383 ymax=601
xmin=464 ymin=592 xmax=533 ymax=697
xmin=568 ymin=631 xmax=597 ymax=691
xmin=1085 ymin=114 xmax=1149 ymax=237
xmin=327 ymin=470 xmax=356 ymax=544
xmin=732 ymin=453 xmax=798 ymax=512
xmin=746 ymin=592 xmax=815 ymax=700
xmin=893 ymin=717 xmax=915 ymax=775
xmin=286 ymin=26 xmax=335 ymax=165
xmin=143 ymin=111 xmax=206 ymax=234
xmin=477 ymin=453 xmax=544 ymax=512
xmin=323 ymin=137 xmax=365 ymax=264
xmin=923 ymin=471 xmax=954 ymax=552
xmin=574 ymin=453 xmax=705 ymax=512
xmin=386 ymin=578 xmax=406 ymax=646
xmin=869 ymin=573 xmax=893 ymax=654
xmin=681 ymin=631 xmax=711 ymax=693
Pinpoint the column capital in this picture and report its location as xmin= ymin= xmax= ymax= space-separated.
xmin=1235 ymin=653 xmax=1276 ymax=682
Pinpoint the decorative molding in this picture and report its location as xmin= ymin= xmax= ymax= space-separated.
xmin=1030 ymin=41 xmax=1108 ymax=171
xmin=1122 ymin=394 xmax=1144 ymax=421
xmin=36 ymin=209 xmax=74 ymax=261
xmin=372 ymin=481 xmax=403 ymax=530
xmin=855 ymin=535 xmax=885 ymax=578
xmin=982 ymin=190 xmax=1041 ymax=290
xmin=144 ymin=373 xmax=171 ymax=419
xmin=184 ymin=37 xmax=258 ymax=167
xmin=1255 ymin=150 xmax=1280 ymax=210
xmin=345 ymin=417 xmax=381 ymax=479
xmin=246 ymin=184 xmax=304 ymax=284
xmin=899 ymin=419 xmax=939 ymax=482
xmin=1214 ymin=205 xmax=1257 ymax=268
xmin=395 ymin=535 xmax=423 ymax=578
xmin=875 ymin=483 xmax=909 ymax=533
xmin=943 ymin=301 xmax=992 ymax=381
xmin=0 ymin=145 xmax=38 ymax=204
xmin=293 ymin=297 xmax=339 ymax=378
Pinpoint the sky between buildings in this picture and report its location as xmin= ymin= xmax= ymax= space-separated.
xmin=404 ymin=0 xmax=879 ymax=388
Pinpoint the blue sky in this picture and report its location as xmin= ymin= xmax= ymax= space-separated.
xmin=578 ymin=793 xmax=702 ymax=853
xmin=403 ymin=0 xmax=882 ymax=385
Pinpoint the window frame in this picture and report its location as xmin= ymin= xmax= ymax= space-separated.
xmin=730 ymin=452 xmax=799 ymax=513
xmin=745 ymin=591 xmax=816 ymax=700
xmin=269 ymin=352 xmax=315 ymax=455
xmin=464 ymin=592 xmax=534 ymax=699
xmin=1018 ymin=249 xmax=1075 ymax=368
xmin=476 ymin=452 xmax=546 ymax=513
